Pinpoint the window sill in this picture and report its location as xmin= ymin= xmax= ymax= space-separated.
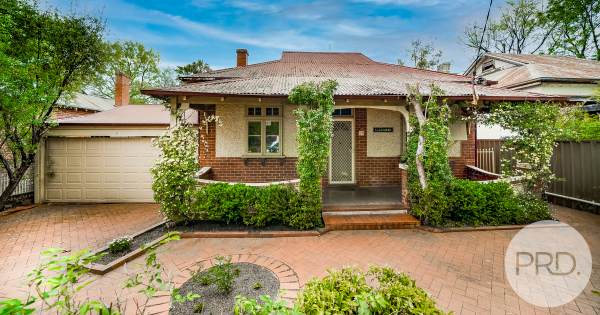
xmin=241 ymin=155 xmax=286 ymax=166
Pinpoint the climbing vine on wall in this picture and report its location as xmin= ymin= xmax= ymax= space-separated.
xmin=150 ymin=117 xmax=199 ymax=222
xmin=405 ymin=84 xmax=454 ymax=226
xmin=288 ymin=79 xmax=338 ymax=226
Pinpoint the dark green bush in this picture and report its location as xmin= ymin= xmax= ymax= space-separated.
xmin=439 ymin=179 xmax=552 ymax=227
xmin=192 ymin=183 xmax=322 ymax=230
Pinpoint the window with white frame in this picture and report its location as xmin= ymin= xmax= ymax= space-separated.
xmin=245 ymin=106 xmax=282 ymax=156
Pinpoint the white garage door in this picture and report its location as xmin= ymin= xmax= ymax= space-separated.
xmin=45 ymin=138 xmax=158 ymax=203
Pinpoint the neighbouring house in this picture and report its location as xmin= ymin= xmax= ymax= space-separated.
xmin=464 ymin=53 xmax=600 ymax=114
xmin=54 ymin=92 xmax=116 ymax=119
xmin=33 ymin=72 xmax=197 ymax=203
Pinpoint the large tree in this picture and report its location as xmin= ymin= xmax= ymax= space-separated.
xmin=398 ymin=38 xmax=447 ymax=70
xmin=85 ymin=40 xmax=167 ymax=104
xmin=458 ymin=0 xmax=550 ymax=55
xmin=544 ymin=0 xmax=600 ymax=60
xmin=0 ymin=0 xmax=107 ymax=208
xmin=175 ymin=59 xmax=212 ymax=76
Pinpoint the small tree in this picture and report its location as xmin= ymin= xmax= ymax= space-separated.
xmin=150 ymin=117 xmax=199 ymax=222
xmin=404 ymin=84 xmax=454 ymax=226
xmin=288 ymin=80 xmax=338 ymax=225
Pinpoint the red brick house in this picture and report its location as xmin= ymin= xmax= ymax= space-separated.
xmin=141 ymin=51 xmax=565 ymax=188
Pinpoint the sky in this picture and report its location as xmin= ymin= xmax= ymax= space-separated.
xmin=47 ymin=0 xmax=508 ymax=74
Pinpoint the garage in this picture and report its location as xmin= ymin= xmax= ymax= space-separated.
xmin=44 ymin=137 xmax=158 ymax=203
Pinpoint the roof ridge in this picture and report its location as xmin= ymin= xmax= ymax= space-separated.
xmin=192 ymin=59 xmax=282 ymax=77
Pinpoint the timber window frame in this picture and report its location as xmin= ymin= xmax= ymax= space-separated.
xmin=244 ymin=105 xmax=283 ymax=157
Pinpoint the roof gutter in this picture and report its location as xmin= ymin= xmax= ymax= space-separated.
xmin=502 ymin=77 xmax=600 ymax=90
xmin=140 ymin=90 xmax=569 ymax=102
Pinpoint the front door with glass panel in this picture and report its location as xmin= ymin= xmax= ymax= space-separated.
xmin=329 ymin=120 xmax=354 ymax=183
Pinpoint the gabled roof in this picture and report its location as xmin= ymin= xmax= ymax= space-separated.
xmin=142 ymin=52 xmax=564 ymax=101
xmin=54 ymin=104 xmax=198 ymax=126
xmin=464 ymin=53 xmax=600 ymax=88
xmin=57 ymin=93 xmax=117 ymax=112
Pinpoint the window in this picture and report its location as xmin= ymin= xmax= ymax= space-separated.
xmin=333 ymin=108 xmax=352 ymax=116
xmin=483 ymin=60 xmax=495 ymax=72
xmin=245 ymin=106 xmax=282 ymax=156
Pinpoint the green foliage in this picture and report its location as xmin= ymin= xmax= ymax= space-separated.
xmin=192 ymin=182 xmax=321 ymax=230
xmin=234 ymin=268 xmax=241 ymax=275
xmin=189 ymin=263 xmax=207 ymax=286
xmin=447 ymin=180 xmax=552 ymax=226
xmin=298 ymin=265 xmax=449 ymax=315
xmin=253 ymin=283 xmax=262 ymax=289
xmin=559 ymin=111 xmax=600 ymax=140
xmin=172 ymin=288 xmax=201 ymax=314
xmin=108 ymin=235 xmax=133 ymax=254
xmin=288 ymin=80 xmax=338 ymax=228
xmin=175 ymin=59 xmax=212 ymax=76
xmin=399 ymin=38 xmax=445 ymax=70
xmin=84 ymin=39 xmax=172 ymax=104
xmin=210 ymin=256 xmax=235 ymax=294
xmin=593 ymin=290 xmax=600 ymax=297
xmin=0 ymin=0 xmax=106 ymax=207
xmin=151 ymin=120 xmax=200 ymax=222
xmin=545 ymin=0 xmax=600 ymax=60
xmin=483 ymin=101 xmax=568 ymax=192
xmin=405 ymin=84 xmax=454 ymax=225
xmin=0 ymin=298 xmax=36 ymax=315
xmin=194 ymin=302 xmax=204 ymax=313
xmin=235 ymin=291 xmax=303 ymax=315
xmin=200 ymin=274 xmax=212 ymax=286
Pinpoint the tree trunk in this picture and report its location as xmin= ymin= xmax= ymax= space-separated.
xmin=405 ymin=83 xmax=430 ymax=225
xmin=0 ymin=160 xmax=33 ymax=210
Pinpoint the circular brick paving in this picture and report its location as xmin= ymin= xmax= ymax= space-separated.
xmin=147 ymin=254 xmax=300 ymax=314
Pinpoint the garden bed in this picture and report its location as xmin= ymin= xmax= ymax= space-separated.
xmin=171 ymin=262 xmax=279 ymax=315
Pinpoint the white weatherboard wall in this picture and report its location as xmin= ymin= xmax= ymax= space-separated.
xmin=44 ymin=138 xmax=158 ymax=203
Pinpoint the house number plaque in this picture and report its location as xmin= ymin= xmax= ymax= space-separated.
xmin=373 ymin=127 xmax=393 ymax=132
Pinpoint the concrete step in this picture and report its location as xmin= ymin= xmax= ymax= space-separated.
xmin=322 ymin=213 xmax=421 ymax=230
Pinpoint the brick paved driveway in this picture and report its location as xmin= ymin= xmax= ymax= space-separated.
xmin=1 ymin=204 xmax=599 ymax=315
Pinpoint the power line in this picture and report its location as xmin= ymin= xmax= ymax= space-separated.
xmin=476 ymin=0 xmax=494 ymax=60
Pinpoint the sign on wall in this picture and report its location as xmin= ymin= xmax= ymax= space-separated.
xmin=373 ymin=127 xmax=393 ymax=132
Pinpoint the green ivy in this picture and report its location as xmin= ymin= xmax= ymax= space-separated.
xmin=288 ymin=79 xmax=339 ymax=228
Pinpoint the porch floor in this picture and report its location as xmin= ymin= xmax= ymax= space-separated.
xmin=322 ymin=186 xmax=403 ymax=208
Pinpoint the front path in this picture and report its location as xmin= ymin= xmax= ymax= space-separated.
xmin=0 ymin=204 xmax=599 ymax=315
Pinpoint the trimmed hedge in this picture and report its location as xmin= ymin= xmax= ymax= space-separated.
xmin=434 ymin=179 xmax=552 ymax=227
xmin=192 ymin=183 xmax=322 ymax=231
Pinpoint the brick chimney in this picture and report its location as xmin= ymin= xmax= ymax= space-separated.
xmin=236 ymin=49 xmax=249 ymax=67
xmin=115 ymin=72 xmax=130 ymax=106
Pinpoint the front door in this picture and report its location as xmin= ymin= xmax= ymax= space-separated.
xmin=329 ymin=120 xmax=354 ymax=183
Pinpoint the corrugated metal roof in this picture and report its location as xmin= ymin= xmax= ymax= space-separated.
xmin=468 ymin=53 xmax=600 ymax=88
xmin=57 ymin=93 xmax=116 ymax=111
xmin=143 ymin=52 xmax=552 ymax=99
xmin=55 ymin=105 xmax=198 ymax=125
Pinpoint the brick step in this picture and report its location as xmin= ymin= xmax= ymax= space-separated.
xmin=322 ymin=213 xmax=421 ymax=230
xmin=322 ymin=204 xmax=408 ymax=212
xmin=322 ymin=209 xmax=408 ymax=215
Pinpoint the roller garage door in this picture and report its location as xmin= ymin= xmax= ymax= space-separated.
xmin=45 ymin=137 xmax=158 ymax=203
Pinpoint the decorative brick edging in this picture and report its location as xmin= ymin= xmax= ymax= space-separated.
xmin=145 ymin=254 xmax=302 ymax=315
xmin=84 ymin=221 xmax=169 ymax=275
xmin=0 ymin=203 xmax=41 ymax=216
xmin=416 ymin=222 xmax=560 ymax=233
xmin=180 ymin=226 xmax=333 ymax=239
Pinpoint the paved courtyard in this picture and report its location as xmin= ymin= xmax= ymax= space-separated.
xmin=0 ymin=203 xmax=599 ymax=315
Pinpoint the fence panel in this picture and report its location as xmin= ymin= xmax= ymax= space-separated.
xmin=548 ymin=141 xmax=599 ymax=214
xmin=0 ymin=165 xmax=35 ymax=197
xmin=477 ymin=140 xmax=507 ymax=174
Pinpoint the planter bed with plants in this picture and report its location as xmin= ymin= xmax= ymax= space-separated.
xmin=171 ymin=258 xmax=279 ymax=315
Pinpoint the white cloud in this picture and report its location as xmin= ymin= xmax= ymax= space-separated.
xmin=353 ymin=0 xmax=443 ymax=6
xmin=336 ymin=24 xmax=380 ymax=37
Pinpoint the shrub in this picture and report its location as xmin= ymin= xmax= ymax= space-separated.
xmin=253 ymin=282 xmax=262 ymax=289
xmin=211 ymin=255 xmax=235 ymax=294
xmin=108 ymin=235 xmax=133 ymax=253
xmin=192 ymin=183 xmax=322 ymax=230
xmin=445 ymin=179 xmax=552 ymax=227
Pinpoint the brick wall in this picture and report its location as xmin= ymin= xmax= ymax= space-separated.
xmin=53 ymin=107 xmax=98 ymax=119
xmin=199 ymin=106 xmax=299 ymax=183
xmin=449 ymin=122 xmax=476 ymax=179
xmin=465 ymin=165 xmax=500 ymax=181
xmin=353 ymin=108 xmax=402 ymax=186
